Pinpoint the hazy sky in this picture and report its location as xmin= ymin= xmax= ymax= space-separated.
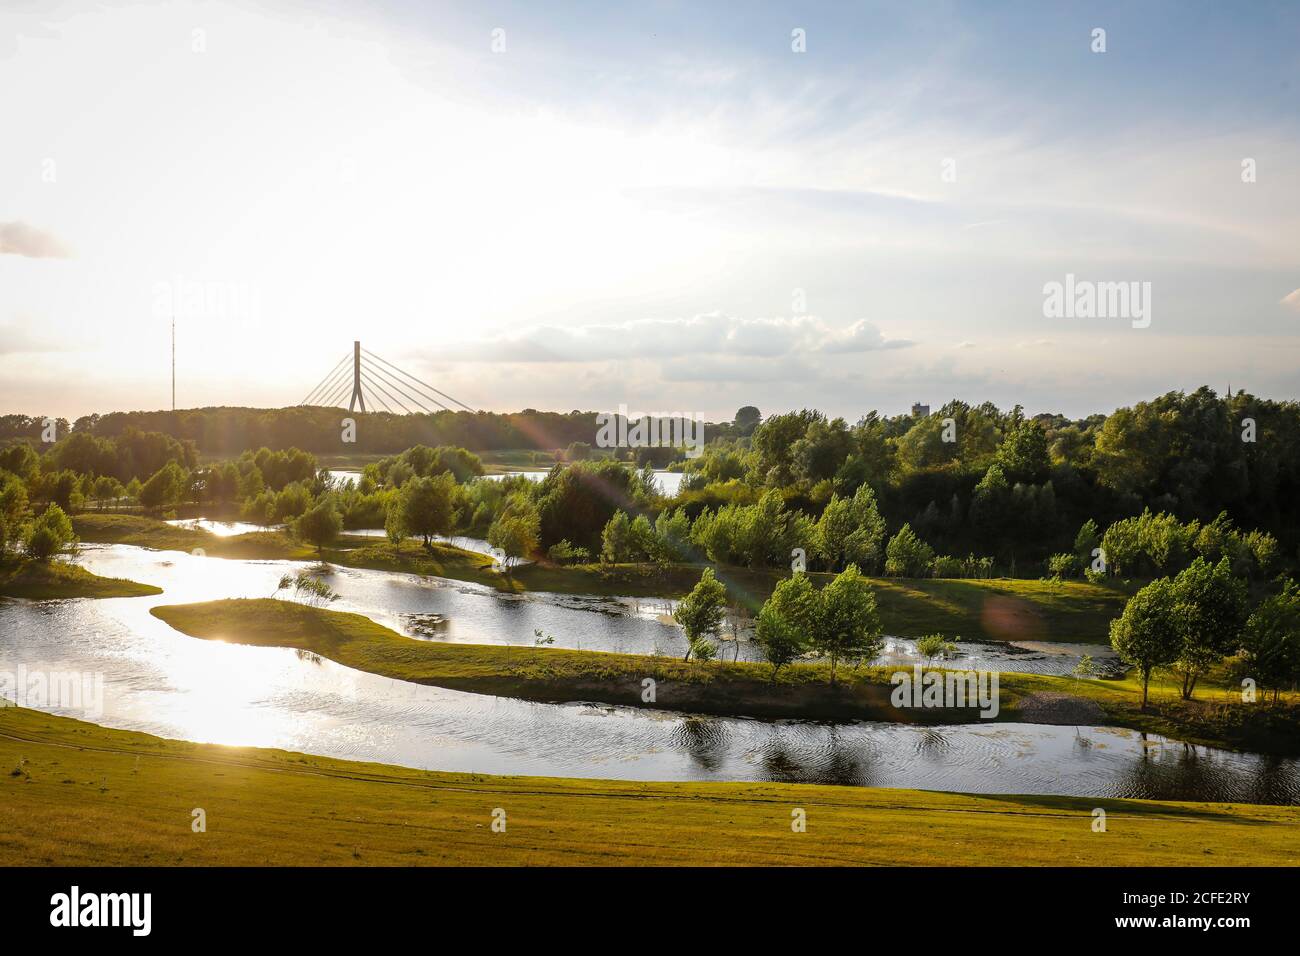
xmin=2 ymin=0 xmax=1298 ymax=422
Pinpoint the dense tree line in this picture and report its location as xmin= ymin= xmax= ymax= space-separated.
xmin=48 ymin=406 xmax=750 ymax=457
xmin=3 ymin=386 xmax=1298 ymax=582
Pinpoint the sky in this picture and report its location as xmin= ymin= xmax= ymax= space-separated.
xmin=2 ymin=0 xmax=1298 ymax=423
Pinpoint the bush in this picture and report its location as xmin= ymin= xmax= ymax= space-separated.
xmin=930 ymin=555 xmax=965 ymax=578
xmin=1046 ymin=552 xmax=1078 ymax=580
xmin=885 ymin=523 xmax=934 ymax=577
xmin=24 ymin=504 xmax=75 ymax=560
xmin=547 ymin=539 xmax=591 ymax=565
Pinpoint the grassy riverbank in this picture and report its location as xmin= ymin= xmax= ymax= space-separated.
xmin=150 ymin=599 xmax=1300 ymax=755
xmin=0 ymin=558 xmax=162 ymax=600
xmin=2 ymin=706 xmax=1295 ymax=866
xmin=76 ymin=513 xmax=1127 ymax=642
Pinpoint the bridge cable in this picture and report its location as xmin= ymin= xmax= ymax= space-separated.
xmin=299 ymin=353 xmax=351 ymax=406
xmin=361 ymin=358 xmax=449 ymax=413
xmin=362 ymin=348 xmax=476 ymax=413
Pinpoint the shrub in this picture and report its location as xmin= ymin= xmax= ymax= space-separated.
xmin=24 ymin=504 xmax=75 ymax=560
xmin=885 ymin=523 xmax=934 ymax=577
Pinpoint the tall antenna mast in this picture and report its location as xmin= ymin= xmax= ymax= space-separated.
xmin=171 ymin=312 xmax=176 ymax=411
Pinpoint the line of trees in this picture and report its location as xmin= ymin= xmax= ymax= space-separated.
xmin=1110 ymin=558 xmax=1300 ymax=708
xmin=672 ymin=564 xmax=883 ymax=683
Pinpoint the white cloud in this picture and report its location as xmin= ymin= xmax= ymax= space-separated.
xmin=435 ymin=313 xmax=914 ymax=364
xmin=1281 ymin=288 xmax=1300 ymax=311
xmin=0 ymin=222 xmax=70 ymax=259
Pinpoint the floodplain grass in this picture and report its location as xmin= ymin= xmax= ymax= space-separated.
xmin=0 ymin=557 xmax=161 ymax=599
xmin=1 ymin=706 xmax=1296 ymax=867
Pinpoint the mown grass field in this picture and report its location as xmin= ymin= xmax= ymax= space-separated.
xmin=2 ymin=707 xmax=1295 ymax=866
xmin=151 ymin=599 xmax=1300 ymax=754
xmin=0 ymin=557 xmax=162 ymax=600
xmin=75 ymin=513 xmax=1128 ymax=642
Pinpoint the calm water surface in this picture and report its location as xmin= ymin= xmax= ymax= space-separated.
xmin=1 ymin=544 xmax=1295 ymax=804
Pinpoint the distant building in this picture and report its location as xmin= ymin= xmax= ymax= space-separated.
xmin=911 ymin=402 xmax=930 ymax=418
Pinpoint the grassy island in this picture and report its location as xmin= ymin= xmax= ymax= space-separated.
xmin=0 ymin=558 xmax=162 ymax=600
xmin=149 ymin=598 xmax=1300 ymax=755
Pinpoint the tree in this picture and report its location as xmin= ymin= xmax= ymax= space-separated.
xmin=384 ymin=498 xmax=405 ymax=544
xmin=487 ymin=494 xmax=541 ymax=572
xmin=734 ymin=406 xmax=761 ymax=432
xmin=24 ymin=504 xmax=75 ymax=560
xmin=0 ymin=442 xmax=39 ymax=481
xmin=654 ymin=507 xmax=692 ymax=563
xmin=1109 ymin=577 xmax=1181 ymax=709
xmin=816 ymin=565 xmax=883 ymax=684
xmin=790 ymin=416 xmax=854 ymax=484
xmin=995 ymin=414 xmax=1049 ymax=483
xmin=293 ymin=499 xmax=342 ymax=557
xmin=673 ymin=568 xmax=727 ymax=661
xmin=816 ymin=484 xmax=886 ymax=572
xmin=91 ymin=475 xmax=121 ymax=511
xmin=754 ymin=603 xmax=803 ymax=678
xmin=1073 ymin=519 xmax=1100 ymax=569
xmin=885 ymin=523 xmax=934 ymax=577
xmin=1073 ymin=653 xmax=1096 ymax=686
xmin=1238 ymin=579 xmax=1300 ymax=702
xmin=969 ymin=464 xmax=1012 ymax=539
xmin=755 ymin=574 xmax=819 ymax=676
xmin=629 ymin=514 xmax=657 ymax=565
xmin=916 ymin=633 xmax=956 ymax=665
xmin=0 ymin=473 xmax=28 ymax=527
xmin=398 ymin=473 xmax=455 ymax=547
xmin=138 ymin=462 xmax=185 ymax=512
xmin=600 ymin=510 xmax=633 ymax=563
xmin=1169 ymin=556 xmax=1248 ymax=699
xmin=564 ymin=441 xmax=592 ymax=461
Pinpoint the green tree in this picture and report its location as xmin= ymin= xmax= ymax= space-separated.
xmin=673 ymin=568 xmax=727 ymax=662
xmin=398 ymin=473 xmax=455 ymax=547
xmin=1238 ymin=579 xmax=1300 ymax=702
xmin=1109 ymin=577 xmax=1181 ymax=709
xmin=734 ymin=406 xmax=761 ymax=432
xmin=1169 ymin=556 xmax=1248 ymax=700
xmin=754 ymin=602 xmax=804 ymax=678
xmin=138 ymin=462 xmax=185 ymax=512
xmin=487 ymin=494 xmax=541 ymax=571
xmin=600 ymin=510 xmax=633 ymax=563
xmin=24 ymin=504 xmax=75 ymax=561
xmin=1073 ymin=653 xmax=1096 ymax=685
xmin=916 ymin=633 xmax=956 ymax=665
xmin=384 ymin=497 xmax=405 ymax=545
xmin=885 ymin=523 xmax=934 ymax=577
xmin=654 ymin=507 xmax=692 ymax=563
xmin=969 ymin=463 xmax=1012 ymax=539
xmin=995 ymin=414 xmax=1049 ymax=483
xmin=293 ymin=499 xmax=342 ymax=557
xmin=1073 ymin=519 xmax=1100 ymax=568
xmin=816 ymin=484 xmax=886 ymax=572
xmin=0 ymin=473 xmax=28 ymax=527
xmin=816 ymin=565 xmax=883 ymax=684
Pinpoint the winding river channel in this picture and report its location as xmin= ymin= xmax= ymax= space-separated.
xmin=2 ymin=543 xmax=1297 ymax=804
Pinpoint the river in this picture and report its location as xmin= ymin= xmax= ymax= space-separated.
xmin=1 ymin=543 xmax=1296 ymax=804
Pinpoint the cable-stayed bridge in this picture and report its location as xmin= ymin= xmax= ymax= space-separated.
xmin=299 ymin=341 xmax=477 ymax=414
